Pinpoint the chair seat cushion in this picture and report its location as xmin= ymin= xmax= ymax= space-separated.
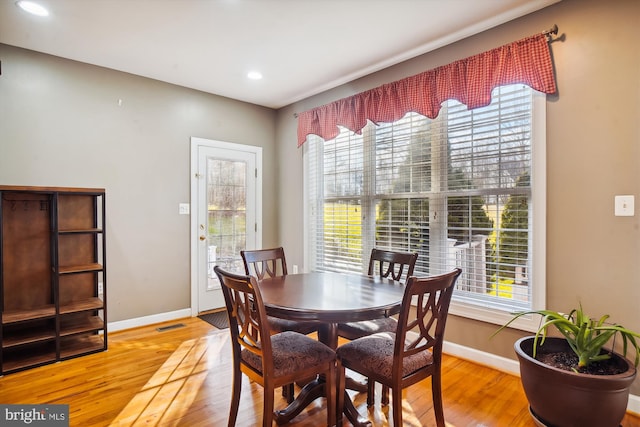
xmin=336 ymin=331 xmax=433 ymax=381
xmin=337 ymin=317 xmax=397 ymax=339
xmin=267 ymin=315 xmax=318 ymax=335
xmin=242 ymin=331 xmax=335 ymax=378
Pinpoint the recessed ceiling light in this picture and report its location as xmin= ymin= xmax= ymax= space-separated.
xmin=247 ymin=71 xmax=263 ymax=80
xmin=16 ymin=1 xmax=49 ymax=17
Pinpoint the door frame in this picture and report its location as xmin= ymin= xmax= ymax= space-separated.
xmin=189 ymin=136 xmax=262 ymax=316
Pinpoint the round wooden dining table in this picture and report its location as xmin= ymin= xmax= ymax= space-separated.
xmin=259 ymin=271 xmax=406 ymax=427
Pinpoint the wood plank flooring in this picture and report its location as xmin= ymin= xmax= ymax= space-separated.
xmin=1 ymin=317 xmax=639 ymax=426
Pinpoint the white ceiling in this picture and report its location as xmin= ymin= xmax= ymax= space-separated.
xmin=0 ymin=0 xmax=560 ymax=109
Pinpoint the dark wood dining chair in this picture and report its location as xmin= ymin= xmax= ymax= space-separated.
xmin=337 ymin=248 xmax=418 ymax=404
xmin=214 ymin=266 xmax=337 ymax=427
xmin=336 ymin=268 xmax=462 ymax=427
xmin=241 ymin=247 xmax=318 ymax=335
xmin=241 ymin=247 xmax=320 ymax=403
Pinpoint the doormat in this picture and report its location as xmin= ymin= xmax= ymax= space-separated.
xmin=198 ymin=310 xmax=229 ymax=329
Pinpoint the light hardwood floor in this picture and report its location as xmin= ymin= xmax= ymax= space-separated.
xmin=1 ymin=317 xmax=639 ymax=427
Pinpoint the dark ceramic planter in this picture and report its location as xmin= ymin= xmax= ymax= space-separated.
xmin=515 ymin=336 xmax=636 ymax=427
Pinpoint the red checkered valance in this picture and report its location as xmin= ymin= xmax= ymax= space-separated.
xmin=297 ymin=33 xmax=556 ymax=147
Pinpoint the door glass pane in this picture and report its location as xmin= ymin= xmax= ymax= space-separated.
xmin=206 ymin=158 xmax=247 ymax=289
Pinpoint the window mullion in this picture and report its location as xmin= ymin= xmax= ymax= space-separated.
xmin=361 ymin=123 xmax=376 ymax=271
xmin=430 ymin=105 xmax=448 ymax=275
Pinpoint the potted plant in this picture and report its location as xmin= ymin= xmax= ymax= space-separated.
xmin=494 ymin=304 xmax=640 ymax=427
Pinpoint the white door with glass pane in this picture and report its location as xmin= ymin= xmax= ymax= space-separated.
xmin=191 ymin=137 xmax=262 ymax=314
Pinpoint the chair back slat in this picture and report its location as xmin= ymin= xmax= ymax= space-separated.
xmin=214 ymin=266 xmax=273 ymax=370
xmin=394 ymin=269 xmax=462 ymax=369
xmin=368 ymin=248 xmax=418 ymax=284
xmin=241 ymin=247 xmax=288 ymax=280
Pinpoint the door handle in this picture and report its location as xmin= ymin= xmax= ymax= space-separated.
xmin=199 ymin=235 xmax=206 ymax=241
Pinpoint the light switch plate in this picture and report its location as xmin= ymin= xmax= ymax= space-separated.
xmin=614 ymin=195 xmax=634 ymax=217
xmin=179 ymin=203 xmax=190 ymax=215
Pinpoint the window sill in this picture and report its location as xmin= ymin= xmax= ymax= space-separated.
xmin=447 ymin=299 xmax=541 ymax=333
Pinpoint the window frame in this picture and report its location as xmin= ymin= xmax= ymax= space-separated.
xmin=302 ymin=89 xmax=547 ymax=332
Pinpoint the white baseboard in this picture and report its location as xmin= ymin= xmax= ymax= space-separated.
xmin=631 ymin=395 xmax=640 ymax=416
xmin=443 ymin=340 xmax=640 ymax=416
xmin=107 ymin=308 xmax=192 ymax=332
xmin=443 ymin=340 xmax=521 ymax=376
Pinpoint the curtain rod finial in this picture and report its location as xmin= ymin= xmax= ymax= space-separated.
xmin=544 ymin=24 xmax=558 ymax=37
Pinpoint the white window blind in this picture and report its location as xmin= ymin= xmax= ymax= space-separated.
xmin=305 ymin=84 xmax=545 ymax=318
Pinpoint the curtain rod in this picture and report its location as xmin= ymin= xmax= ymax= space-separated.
xmin=293 ymin=24 xmax=559 ymax=119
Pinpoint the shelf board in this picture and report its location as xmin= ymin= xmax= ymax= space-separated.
xmin=2 ymin=352 xmax=56 ymax=373
xmin=2 ymin=306 xmax=56 ymax=324
xmin=60 ymin=297 xmax=103 ymax=315
xmin=0 ymin=185 xmax=104 ymax=194
xmin=58 ymin=228 xmax=103 ymax=235
xmin=60 ymin=335 xmax=105 ymax=359
xmin=60 ymin=316 xmax=104 ymax=336
xmin=2 ymin=329 xmax=56 ymax=348
xmin=58 ymin=263 xmax=103 ymax=274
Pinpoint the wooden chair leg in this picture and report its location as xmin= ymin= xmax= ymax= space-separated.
xmin=263 ymin=386 xmax=275 ymax=427
xmin=391 ymin=386 xmax=403 ymax=427
xmin=228 ymin=369 xmax=242 ymax=427
xmin=326 ymin=363 xmax=336 ymax=427
xmin=381 ymin=384 xmax=390 ymax=406
xmin=281 ymin=383 xmax=294 ymax=404
xmin=336 ymin=360 xmax=345 ymax=426
xmin=431 ymin=372 xmax=445 ymax=427
xmin=366 ymin=378 xmax=375 ymax=407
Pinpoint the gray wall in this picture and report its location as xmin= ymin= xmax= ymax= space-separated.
xmin=0 ymin=44 xmax=277 ymax=322
xmin=276 ymin=0 xmax=640 ymax=394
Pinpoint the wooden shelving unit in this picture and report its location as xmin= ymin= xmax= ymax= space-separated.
xmin=0 ymin=186 xmax=106 ymax=375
